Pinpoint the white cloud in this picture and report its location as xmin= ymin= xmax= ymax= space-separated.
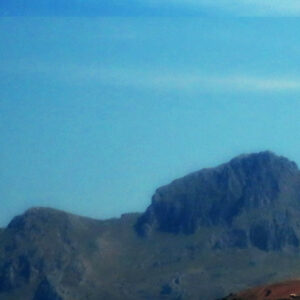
xmin=224 ymin=0 xmax=300 ymax=16
xmin=211 ymin=75 xmax=300 ymax=91
xmin=3 ymin=61 xmax=300 ymax=92
xmin=143 ymin=0 xmax=300 ymax=16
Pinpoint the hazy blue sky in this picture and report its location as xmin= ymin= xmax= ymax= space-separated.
xmin=1 ymin=16 xmax=300 ymax=226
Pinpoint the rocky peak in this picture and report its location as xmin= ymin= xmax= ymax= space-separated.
xmin=135 ymin=151 xmax=300 ymax=251
xmin=7 ymin=207 xmax=68 ymax=231
xmin=227 ymin=151 xmax=298 ymax=179
xmin=0 ymin=208 xmax=92 ymax=297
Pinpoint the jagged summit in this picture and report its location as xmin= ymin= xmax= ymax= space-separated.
xmin=227 ymin=150 xmax=298 ymax=173
xmin=135 ymin=151 xmax=300 ymax=251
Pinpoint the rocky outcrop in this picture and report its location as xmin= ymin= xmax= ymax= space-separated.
xmin=135 ymin=151 xmax=300 ymax=251
xmin=249 ymin=219 xmax=299 ymax=251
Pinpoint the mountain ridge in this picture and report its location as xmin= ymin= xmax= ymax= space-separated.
xmin=2 ymin=151 xmax=300 ymax=299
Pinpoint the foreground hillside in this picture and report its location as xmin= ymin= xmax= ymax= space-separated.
xmin=223 ymin=280 xmax=300 ymax=300
xmin=2 ymin=151 xmax=300 ymax=299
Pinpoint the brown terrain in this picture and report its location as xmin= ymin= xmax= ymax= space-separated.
xmin=224 ymin=280 xmax=300 ymax=300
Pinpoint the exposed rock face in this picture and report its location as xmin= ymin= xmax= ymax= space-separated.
xmin=135 ymin=151 xmax=300 ymax=251
xmin=33 ymin=278 xmax=63 ymax=300
xmin=249 ymin=219 xmax=299 ymax=251
xmin=0 ymin=255 xmax=31 ymax=291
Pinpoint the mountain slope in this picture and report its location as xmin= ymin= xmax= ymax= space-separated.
xmin=2 ymin=151 xmax=300 ymax=300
